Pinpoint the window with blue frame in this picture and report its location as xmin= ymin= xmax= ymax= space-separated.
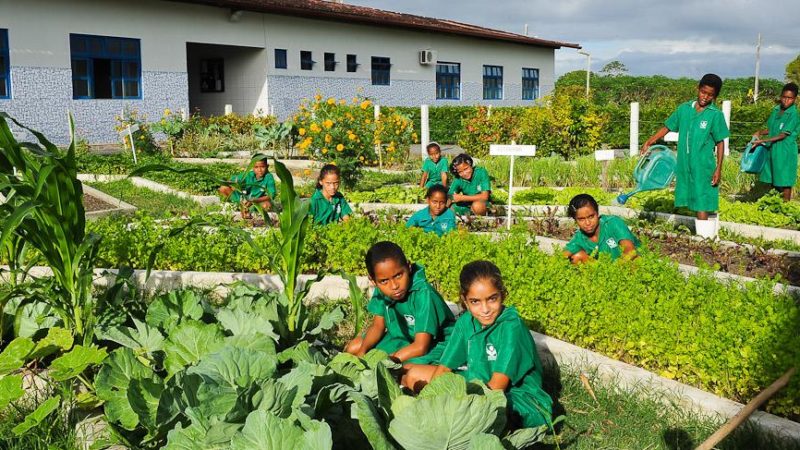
xmin=522 ymin=68 xmax=540 ymax=100
xmin=371 ymin=56 xmax=390 ymax=86
xmin=435 ymin=62 xmax=460 ymax=100
xmin=483 ymin=65 xmax=503 ymax=100
xmin=70 ymin=34 xmax=141 ymax=99
xmin=274 ymin=49 xmax=287 ymax=69
xmin=0 ymin=29 xmax=10 ymax=99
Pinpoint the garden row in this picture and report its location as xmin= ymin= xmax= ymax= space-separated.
xmin=80 ymin=214 xmax=800 ymax=419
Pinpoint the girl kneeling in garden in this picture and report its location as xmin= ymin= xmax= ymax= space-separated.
xmin=564 ymin=194 xmax=639 ymax=264
xmin=345 ymin=241 xmax=455 ymax=367
xmin=448 ymin=153 xmax=492 ymax=216
xmin=406 ymin=184 xmax=457 ymax=236
xmin=309 ymin=164 xmax=352 ymax=225
xmin=403 ymin=260 xmax=553 ymax=429
xmin=218 ymin=157 xmax=276 ymax=219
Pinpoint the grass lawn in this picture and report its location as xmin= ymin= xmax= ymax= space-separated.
xmin=88 ymin=179 xmax=205 ymax=217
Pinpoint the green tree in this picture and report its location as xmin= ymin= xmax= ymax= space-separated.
xmin=600 ymin=60 xmax=628 ymax=77
xmin=786 ymin=54 xmax=800 ymax=85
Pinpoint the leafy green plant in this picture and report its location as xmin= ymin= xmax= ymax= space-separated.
xmin=0 ymin=113 xmax=107 ymax=346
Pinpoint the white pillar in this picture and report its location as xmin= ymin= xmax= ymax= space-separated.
xmin=374 ymin=104 xmax=382 ymax=168
xmin=224 ymin=104 xmax=233 ymax=116
xmin=722 ymin=100 xmax=731 ymax=155
xmin=629 ymin=102 xmax=640 ymax=157
xmin=420 ymin=104 xmax=430 ymax=159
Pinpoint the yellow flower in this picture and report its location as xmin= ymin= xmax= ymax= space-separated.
xmin=324 ymin=134 xmax=332 ymax=143
xmin=303 ymin=169 xmax=312 ymax=176
xmin=163 ymin=108 xmax=171 ymax=116
xmin=298 ymin=128 xmax=306 ymax=136
xmin=359 ymin=156 xmax=365 ymax=161
xmin=315 ymin=94 xmax=322 ymax=101
xmin=339 ymin=99 xmax=346 ymax=105
xmin=348 ymin=133 xmax=357 ymax=141
xmin=327 ymin=97 xmax=336 ymax=105
xmin=336 ymin=143 xmax=344 ymax=151
xmin=365 ymin=119 xmax=371 ymax=124
xmin=323 ymin=119 xmax=334 ymax=129
xmin=352 ymin=97 xmax=358 ymax=104
xmin=360 ymin=100 xmax=371 ymax=110
xmin=322 ymin=148 xmax=328 ymax=154
xmin=310 ymin=123 xmax=321 ymax=133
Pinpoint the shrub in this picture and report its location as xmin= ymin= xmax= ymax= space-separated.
xmin=114 ymin=107 xmax=159 ymax=155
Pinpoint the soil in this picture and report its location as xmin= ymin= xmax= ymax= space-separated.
xmin=83 ymin=193 xmax=116 ymax=212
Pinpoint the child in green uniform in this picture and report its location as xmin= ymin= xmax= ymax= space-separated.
xmin=404 ymin=261 xmax=553 ymax=428
xmin=563 ymin=194 xmax=639 ymax=264
xmin=641 ymin=74 xmax=730 ymax=232
xmin=308 ymin=164 xmax=352 ymax=225
xmin=419 ymin=142 xmax=449 ymax=188
xmin=752 ymin=82 xmax=799 ymax=201
xmin=406 ymin=184 xmax=457 ymax=236
xmin=218 ymin=158 xmax=277 ymax=219
xmin=448 ymin=153 xmax=491 ymax=216
xmin=345 ymin=241 xmax=455 ymax=382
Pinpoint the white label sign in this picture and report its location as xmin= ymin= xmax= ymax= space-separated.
xmin=664 ymin=131 xmax=679 ymax=142
xmin=594 ymin=149 xmax=615 ymax=161
xmin=489 ymin=144 xmax=537 ymax=157
xmin=118 ymin=123 xmax=140 ymax=138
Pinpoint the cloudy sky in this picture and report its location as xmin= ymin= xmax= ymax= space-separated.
xmin=347 ymin=0 xmax=799 ymax=80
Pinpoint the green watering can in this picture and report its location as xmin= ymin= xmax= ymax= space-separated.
xmin=616 ymin=145 xmax=677 ymax=204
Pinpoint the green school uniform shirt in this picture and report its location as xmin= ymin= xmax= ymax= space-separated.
xmin=405 ymin=206 xmax=457 ymax=236
xmin=308 ymin=189 xmax=352 ymax=225
xmin=759 ymin=104 xmax=799 ymax=188
xmin=421 ymin=156 xmax=450 ymax=188
xmin=564 ymin=215 xmax=639 ymax=260
xmin=439 ymin=306 xmax=552 ymax=428
xmin=664 ymin=100 xmax=730 ymax=212
xmin=448 ymin=166 xmax=491 ymax=214
xmin=366 ymin=264 xmax=455 ymax=364
xmin=228 ymin=170 xmax=277 ymax=203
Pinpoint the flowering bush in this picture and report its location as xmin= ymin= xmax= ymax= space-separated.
xmin=293 ymin=94 xmax=416 ymax=187
xmin=114 ymin=107 xmax=159 ymax=155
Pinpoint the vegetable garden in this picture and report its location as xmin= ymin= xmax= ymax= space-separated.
xmin=4 ymin=74 xmax=800 ymax=450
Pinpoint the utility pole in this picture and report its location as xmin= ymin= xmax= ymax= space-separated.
xmin=578 ymin=51 xmax=591 ymax=98
xmin=754 ymin=33 xmax=761 ymax=103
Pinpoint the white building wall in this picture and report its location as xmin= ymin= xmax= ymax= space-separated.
xmin=0 ymin=0 xmax=561 ymax=142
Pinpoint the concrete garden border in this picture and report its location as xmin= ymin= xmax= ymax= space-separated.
xmin=78 ymin=174 xmax=219 ymax=205
xmin=9 ymin=265 xmax=798 ymax=444
xmin=80 ymin=184 xmax=136 ymax=220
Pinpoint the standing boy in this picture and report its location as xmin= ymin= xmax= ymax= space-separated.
xmin=641 ymin=73 xmax=730 ymax=236
xmin=752 ymin=82 xmax=799 ymax=201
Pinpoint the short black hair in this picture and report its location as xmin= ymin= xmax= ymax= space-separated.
xmin=783 ymin=82 xmax=799 ymax=97
xmin=450 ymin=153 xmax=474 ymax=176
xmin=567 ymin=193 xmax=599 ymax=219
xmin=459 ymin=260 xmax=507 ymax=301
xmin=365 ymin=241 xmax=409 ymax=279
xmin=425 ymin=184 xmax=448 ymax=199
xmin=698 ymin=73 xmax=723 ymax=96
xmin=426 ymin=142 xmax=441 ymax=153
xmin=316 ymin=164 xmax=341 ymax=190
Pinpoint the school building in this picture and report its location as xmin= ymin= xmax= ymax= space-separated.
xmin=0 ymin=0 xmax=580 ymax=144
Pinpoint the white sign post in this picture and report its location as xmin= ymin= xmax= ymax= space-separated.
xmin=489 ymin=144 xmax=536 ymax=230
xmin=594 ymin=149 xmax=615 ymax=190
xmin=119 ymin=123 xmax=140 ymax=164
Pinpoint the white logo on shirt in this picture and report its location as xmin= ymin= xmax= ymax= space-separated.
xmin=606 ymin=238 xmax=618 ymax=248
xmin=477 ymin=184 xmax=482 ymax=190
xmin=780 ymin=123 xmax=785 ymax=130
xmin=486 ymin=343 xmax=497 ymax=361
xmin=699 ymin=120 xmax=708 ymax=129
xmin=335 ymin=204 xmax=341 ymax=214
xmin=440 ymin=223 xmax=448 ymax=231
xmin=404 ymin=315 xmax=415 ymax=326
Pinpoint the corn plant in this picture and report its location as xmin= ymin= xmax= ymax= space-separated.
xmin=0 ymin=113 xmax=103 ymax=346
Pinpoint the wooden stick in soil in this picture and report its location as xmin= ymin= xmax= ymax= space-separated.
xmin=695 ymin=367 xmax=796 ymax=450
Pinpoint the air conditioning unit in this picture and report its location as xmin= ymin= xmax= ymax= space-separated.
xmin=418 ymin=49 xmax=437 ymax=65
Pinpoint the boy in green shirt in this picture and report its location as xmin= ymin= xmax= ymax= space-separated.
xmin=752 ymin=82 xmax=799 ymax=201
xmin=308 ymin=164 xmax=352 ymax=225
xmin=564 ymin=194 xmax=639 ymax=263
xmin=419 ymin=142 xmax=449 ymax=188
xmin=403 ymin=261 xmax=553 ymax=428
xmin=406 ymin=184 xmax=457 ymax=236
xmin=345 ymin=241 xmax=455 ymax=369
xmin=448 ymin=153 xmax=491 ymax=216
xmin=641 ymin=73 xmax=730 ymax=232
xmin=218 ymin=158 xmax=277 ymax=219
